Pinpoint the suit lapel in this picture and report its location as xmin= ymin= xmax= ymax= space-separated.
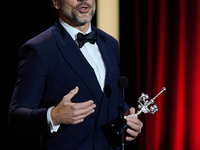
xmin=53 ymin=21 xmax=103 ymax=103
xmin=91 ymin=29 xmax=118 ymax=126
xmin=95 ymin=28 xmax=115 ymax=88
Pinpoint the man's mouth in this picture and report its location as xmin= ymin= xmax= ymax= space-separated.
xmin=78 ymin=6 xmax=89 ymax=13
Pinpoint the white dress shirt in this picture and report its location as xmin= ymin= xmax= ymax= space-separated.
xmin=47 ymin=18 xmax=106 ymax=133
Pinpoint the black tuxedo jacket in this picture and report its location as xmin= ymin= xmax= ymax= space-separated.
xmin=8 ymin=21 xmax=129 ymax=150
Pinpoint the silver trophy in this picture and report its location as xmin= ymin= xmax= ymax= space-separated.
xmin=124 ymin=87 xmax=166 ymax=119
xmin=102 ymin=87 xmax=166 ymax=147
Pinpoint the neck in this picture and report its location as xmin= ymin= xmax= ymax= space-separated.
xmin=60 ymin=15 xmax=90 ymax=34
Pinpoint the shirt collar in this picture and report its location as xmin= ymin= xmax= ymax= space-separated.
xmin=59 ymin=17 xmax=92 ymax=41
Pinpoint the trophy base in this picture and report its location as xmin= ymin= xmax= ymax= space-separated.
xmin=101 ymin=117 xmax=130 ymax=147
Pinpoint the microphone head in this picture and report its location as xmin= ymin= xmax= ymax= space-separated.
xmin=118 ymin=76 xmax=129 ymax=89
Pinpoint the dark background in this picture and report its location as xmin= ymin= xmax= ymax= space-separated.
xmin=2 ymin=0 xmax=139 ymax=149
xmin=4 ymin=0 xmax=200 ymax=150
xmin=3 ymin=1 xmax=55 ymax=149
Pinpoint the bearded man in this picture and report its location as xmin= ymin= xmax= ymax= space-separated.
xmin=8 ymin=0 xmax=143 ymax=149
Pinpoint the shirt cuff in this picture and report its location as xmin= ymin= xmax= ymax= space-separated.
xmin=47 ymin=106 xmax=60 ymax=133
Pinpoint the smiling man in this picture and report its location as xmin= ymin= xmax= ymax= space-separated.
xmin=8 ymin=0 xmax=143 ymax=150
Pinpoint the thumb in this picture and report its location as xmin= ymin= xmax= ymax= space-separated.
xmin=64 ymin=86 xmax=79 ymax=102
xmin=125 ymin=107 xmax=136 ymax=116
xmin=129 ymin=107 xmax=136 ymax=115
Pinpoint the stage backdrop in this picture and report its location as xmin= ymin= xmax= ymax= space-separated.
xmin=120 ymin=0 xmax=200 ymax=149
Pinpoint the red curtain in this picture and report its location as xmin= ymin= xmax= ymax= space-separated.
xmin=123 ymin=0 xmax=200 ymax=149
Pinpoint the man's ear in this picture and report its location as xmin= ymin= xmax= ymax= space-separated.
xmin=52 ymin=0 xmax=61 ymax=10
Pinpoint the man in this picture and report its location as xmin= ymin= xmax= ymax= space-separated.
xmin=8 ymin=0 xmax=143 ymax=149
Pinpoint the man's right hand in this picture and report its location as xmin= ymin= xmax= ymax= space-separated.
xmin=51 ymin=86 xmax=96 ymax=126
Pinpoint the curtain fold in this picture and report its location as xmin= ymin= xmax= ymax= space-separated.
xmin=120 ymin=0 xmax=200 ymax=149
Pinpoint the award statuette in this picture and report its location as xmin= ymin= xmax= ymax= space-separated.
xmin=125 ymin=87 xmax=166 ymax=119
xmin=103 ymin=87 xmax=166 ymax=147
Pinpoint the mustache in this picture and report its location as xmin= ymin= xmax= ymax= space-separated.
xmin=75 ymin=2 xmax=92 ymax=9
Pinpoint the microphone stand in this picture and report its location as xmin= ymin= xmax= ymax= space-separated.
xmin=118 ymin=76 xmax=129 ymax=150
xmin=122 ymin=89 xmax=125 ymax=150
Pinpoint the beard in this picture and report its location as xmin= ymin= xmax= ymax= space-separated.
xmin=61 ymin=2 xmax=96 ymax=26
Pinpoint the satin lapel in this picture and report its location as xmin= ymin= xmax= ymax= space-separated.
xmin=95 ymin=30 xmax=114 ymax=88
xmin=53 ymin=21 xmax=103 ymax=103
xmin=94 ymin=29 xmax=118 ymax=128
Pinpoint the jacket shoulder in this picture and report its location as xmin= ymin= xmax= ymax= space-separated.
xmin=25 ymin=26 xmax=55 ymax=46
xmin=18 ymin=26 xmax=56 ymax=57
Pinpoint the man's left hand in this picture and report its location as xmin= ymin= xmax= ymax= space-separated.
xmin=125 ymin=107 xmax=143 ymax=141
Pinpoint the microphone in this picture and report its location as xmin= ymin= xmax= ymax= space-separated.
xmin=118 ymin=76 xmax=129 ymax=150
xmin=118 ymin=76 xmax=129 ymax=89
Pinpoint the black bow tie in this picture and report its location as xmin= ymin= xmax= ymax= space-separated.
xmin=77 ymin=30 xmax=97 ymax=48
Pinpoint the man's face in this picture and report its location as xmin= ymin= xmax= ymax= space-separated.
xmin=54 ymin=0 xmax=96 ymax=26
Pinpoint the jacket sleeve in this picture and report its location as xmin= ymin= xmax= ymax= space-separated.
xmin=8 ymin=44 xmax=49 ymax=135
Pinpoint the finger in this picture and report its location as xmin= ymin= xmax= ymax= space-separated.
xmin=72 ymin=103 xmax=96 ymax=117
xmin=74 ymin=108 xmax=95 ymax=121
xmin=126 ymin=128 xmax=138 ymax=139
xmin=125 ymin=107 xmax=136 ymax=116
xmin=127 ymin=117 xmax=143 ymax=127
xmin=72 ymin=100 xmax=95 ymax=110
xmin=129 ymin=107 xmax=135 ymax=114
xmin=125 ymin=136 xmax=135 ymax=142
xmin=63 ymin=86 xmax=79 ymax=102
xmin=71 ymin=108 xmax=95 ymax=125
xmin=126 ymin=121 xmax=142 ymax=133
